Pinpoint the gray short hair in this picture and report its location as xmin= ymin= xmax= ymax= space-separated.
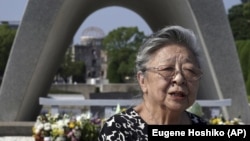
xmin=135 ymin=25 xmax=201 ymax=73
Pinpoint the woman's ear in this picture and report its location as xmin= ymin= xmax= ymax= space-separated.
xmin=137 ymin=71 xmax=147 ymax=94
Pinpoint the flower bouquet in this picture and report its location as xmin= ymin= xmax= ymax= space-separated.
xmin=209 ymin=114 xmax=244 ymax=125
xmin=32 ymin=112 xmax=101 ymax=141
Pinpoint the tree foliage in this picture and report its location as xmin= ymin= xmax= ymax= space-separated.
xmin=243 ymin=2 xmax=250 ymax=19
xmin=103 ymin=27 xmax=146 ymax=83
xmin=228 ymin=2 xmax=250 ymax=40
xmin=56 ymin=48 xmax=86 ymax=83
xmin=241 ymin=0 xmax=250 ymax=3
xmin=0 ymin=24 xmax=16 ymax=80
xmin=236 ymin=40 xmax=250 ymax=97
xmin=228 ymin=2 xmax=250 ymax=98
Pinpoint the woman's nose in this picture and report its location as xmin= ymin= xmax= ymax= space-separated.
xmin=171 ymin=70 xmax=186 ymax=85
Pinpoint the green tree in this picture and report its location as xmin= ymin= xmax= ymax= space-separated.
xmin=103 ymin=27 xmax=146 ymax=83
xmin=56 ymin=48 xmax=86 ymax=83
xmin=0 ymin=24 xmax=16 ymax=82
xmin=228 ymin=2 xmax=250 ymax=100
xmin=243 ymin=2 xmax=250 ymax=19
xmin=72 ymin=61 xmax=86 ymax=83
xmin=236 ymin=40 xmax=250 ymax=98
xmin=241 ymin=0 xmax=250 ymax=3
xmin=228 ymin=2 xmax=250 ymax=40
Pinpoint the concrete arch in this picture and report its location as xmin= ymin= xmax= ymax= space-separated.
xmin=0 ymin=0 xmax=249 ymax=123
xmin=78 ymin=6 xmax=153 ymax=36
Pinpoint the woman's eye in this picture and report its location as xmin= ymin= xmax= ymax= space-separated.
xmin=188 ymin=69 xmax=195 ymax=73
xmin=161 ymin=67 xmax=174 ymax=71
xmin=184 ymin=68 xmax=197 ymax=74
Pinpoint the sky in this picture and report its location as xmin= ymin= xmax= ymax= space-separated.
xmin=0 ymin=0 xmax=242 ymax=44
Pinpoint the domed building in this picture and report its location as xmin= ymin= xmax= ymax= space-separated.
xmin=80 ymin=26 xmax=105 ymax=45
xmin=71 ymin=26 xmax=108 ymax=84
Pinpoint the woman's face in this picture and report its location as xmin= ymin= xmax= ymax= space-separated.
xmin=138 ymin=44 xmax=201 ymax=112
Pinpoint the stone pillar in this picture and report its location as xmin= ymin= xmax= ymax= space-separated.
xmin=0 ymin=0 xmax=88 ymax=121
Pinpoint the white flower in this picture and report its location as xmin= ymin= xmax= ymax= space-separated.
xmin=53 ymin=113 xmax=60 ymax=119
xmin=55 ymin=136 xmax=66 ymax=141
xmin=44 ymin=136 xmax=52 ymax=141
xmin=51 ymin=123 xmax=59 ymax=130
xmin=79 ymin=112 xmax=91 ymax=120
xmin=33 ymin=112 xmax=101 ymax=140
xmin=73 ymin=129 xmax=82 ymax=139
xmin=44 ymin=122 xmax=51 ymax=131
xmin=76 ymin=115 xmax=82 ymax=121
xmin=218 ymin=121 xmax=225 ymax=125
xmin=63 ymin=118 xmax=70 ymax=126
xmin=36 ymin=115 xmax=43 ymax=122
xmin=63 ymin=114 xmax=70 ymax=119
xmin=33 ymin=122 xmax=44 ymax=134
xmin=57 ymin=119 xmax=66 ymax=128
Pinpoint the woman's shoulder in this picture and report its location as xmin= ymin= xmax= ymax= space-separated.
xmin=105 ymin=107 xmax=140 ymax=123
xmin=186 ymin=111 xmax=208 ymax=125
xmin=102 ymin=107 xmax=148 ymax=131
xmin=99 ymin=107 xmax=148 ymax=141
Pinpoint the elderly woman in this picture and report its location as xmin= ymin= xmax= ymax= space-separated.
xmin=98 ymin=25 xmax=207 ymax=141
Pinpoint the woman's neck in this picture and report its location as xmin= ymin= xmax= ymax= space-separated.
xmin=135 ymin=101 xmax=190 ymax=125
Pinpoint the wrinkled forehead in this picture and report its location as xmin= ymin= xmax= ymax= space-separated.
xmin=148 ymin=45 xmax=199 ymax=66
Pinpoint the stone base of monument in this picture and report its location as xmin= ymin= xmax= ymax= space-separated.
xmin=0 ymin=122 xmax=34 ymax=141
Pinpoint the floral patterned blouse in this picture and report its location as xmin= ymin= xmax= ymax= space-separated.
xmin=98 ymin=107 xmax=207 ymax=141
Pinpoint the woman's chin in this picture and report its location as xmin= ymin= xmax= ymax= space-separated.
xmin=167 ymin=102 xmax=188 ymax=112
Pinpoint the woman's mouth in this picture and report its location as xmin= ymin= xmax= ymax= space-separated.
xmin=169 ymin=92 xmax=186 ymax=98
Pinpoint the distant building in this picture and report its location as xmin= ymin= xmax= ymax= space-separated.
xmin=0 ymin=21 xmax=108 ymax=84
xmin=0 ymin=21 xmax=19 ymax=29
xmin=71 ymin=26 xmax=108 ymax=84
